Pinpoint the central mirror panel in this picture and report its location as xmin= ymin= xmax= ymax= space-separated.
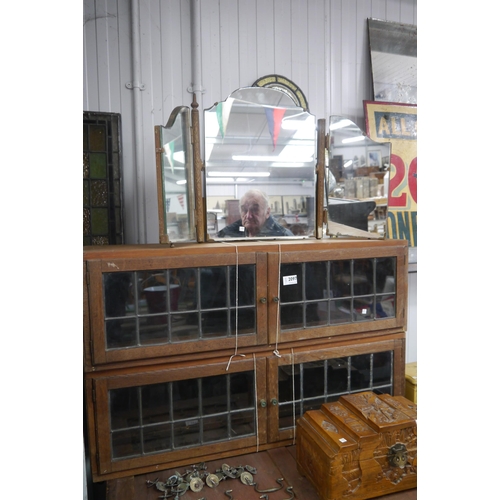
xmin=204 ymin=87 xmax=316 ymax=240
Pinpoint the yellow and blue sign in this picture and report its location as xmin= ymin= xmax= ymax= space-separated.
xmin=364 ymin=101 xmax=417 ymax=247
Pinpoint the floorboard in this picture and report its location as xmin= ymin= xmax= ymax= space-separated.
xmin=101 ymin=446 xmax=416 ymax=500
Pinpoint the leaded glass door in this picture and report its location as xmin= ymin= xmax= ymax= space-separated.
xmin=85 ymin=249 xmax=267 ymax=366
xmin=92 ymin=356 xmax=267 ymax=475
xmin=266 ymin=242 xmax=407 ymax=345
xmin=266 ymin=337 xmax=405 ymax=443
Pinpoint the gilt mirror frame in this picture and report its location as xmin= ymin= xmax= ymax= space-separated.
xmin=155 ymin=105 xmax=197 ymax=244
xmin=325 ymin=115 xmax=390 ymax=240
xmin=201 ymin=86 xmax=322 ymax=242
xmin=157 ymin=89 xmax=326 ymax=244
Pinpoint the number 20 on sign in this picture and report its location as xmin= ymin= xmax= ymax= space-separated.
xmin=364 ymin=101 xmax=417 ymax=248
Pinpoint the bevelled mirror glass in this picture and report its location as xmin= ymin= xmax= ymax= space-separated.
xmin=204 ymin=87 xmax=316 ymax=240
xmin=155 ymin=106 xmax=196 ymax=243
xmin=367 ymin=18 xmax=417 ymax=104
xmin=327 ymin=116 xmax=391 ymax=237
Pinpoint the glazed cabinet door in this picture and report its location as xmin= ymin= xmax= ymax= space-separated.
xmin=266 ymin=336 xmax=405 ymax=443
xmin=85 ymin=250 xmax=267 ymax=367
xmin=88 ymin=356 xmax=267 ymax=479
xmin=267 ymin=243 xmax=407 ymax=345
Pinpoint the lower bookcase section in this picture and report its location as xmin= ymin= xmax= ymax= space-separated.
xmin=85 ymin=333 xmax=406 ymax=481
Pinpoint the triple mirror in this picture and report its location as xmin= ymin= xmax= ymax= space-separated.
xmin=156 ymin=87 xmax=390 ymax=243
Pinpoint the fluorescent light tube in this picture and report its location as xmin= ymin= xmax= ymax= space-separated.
xmin=208 ymin=171 xmax=270 ymax=177
xmin=329 ymin=119 xmax=352 ymax=130
xmin=342 ymin=136 xmax=365 ymax=144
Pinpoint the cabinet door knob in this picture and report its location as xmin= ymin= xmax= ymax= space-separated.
xmin=271 ymin=398 xmax=278 ymax=406
xmin=260 ymin=297 xmax=267 ymax=303
xmin=273 ymin=297 xmax=279 ymax=303
xmin=260 ymin=399 xmax=267 ymax=408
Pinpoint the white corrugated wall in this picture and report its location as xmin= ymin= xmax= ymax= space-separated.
xmin=83 ymin=0 xmax=417 ymax=245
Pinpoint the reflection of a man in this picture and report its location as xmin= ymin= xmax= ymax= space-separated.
xmin=217 ymin=189 xmax=293 ymax=238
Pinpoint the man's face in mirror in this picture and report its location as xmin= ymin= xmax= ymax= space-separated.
xmin=240 ymin=191 xmax=271 ymax=237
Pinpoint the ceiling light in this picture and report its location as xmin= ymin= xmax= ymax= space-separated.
xmin=342 ymin=136 xmax=366 ymax=144
xmin=232 ymin=153 xmax=314 ymax=162
xmin=232 ymin=155 xmax=280 ymax=162
xmin=173 ymin=151 xmax=185 ymax=163
xmin=206 ymin=177 xmax=234 ymax=183
xmin=208 ymin=171 xmax=270 ymax=177
xmin=281 ymin=117 xmax=313 ymax=130
xmin=270 ymin=163 xmax=306 ymax=168
xmin=330 ymin=119 xmax=353 ymax=130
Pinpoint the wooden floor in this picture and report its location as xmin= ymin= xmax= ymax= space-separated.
xmin=104 ymin=446 xmax=416 ymax=500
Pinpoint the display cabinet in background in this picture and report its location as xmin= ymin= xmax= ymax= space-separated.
xmin=84 ymin=238 xmax=408 ymax=482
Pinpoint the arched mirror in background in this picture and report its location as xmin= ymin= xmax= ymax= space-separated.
xmin=155 ymin=106 xmax=196 ymax=244
xmin=204 ymin=87 xmax=317 ymax=240
xmin=327 ymin=116 xmax=390 ymax=237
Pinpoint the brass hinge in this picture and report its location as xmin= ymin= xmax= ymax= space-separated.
xmin=156 ymin=147 xmax=164 ymax=154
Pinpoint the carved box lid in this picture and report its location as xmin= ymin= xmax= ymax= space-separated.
xmin=302 ymin=409 xmax=358 ymax=454
xmin=338 ymin=391 xmax=416 ymax=433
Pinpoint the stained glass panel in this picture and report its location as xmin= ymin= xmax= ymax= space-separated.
xmin=83 ymin=112 xmax=123 ymax=245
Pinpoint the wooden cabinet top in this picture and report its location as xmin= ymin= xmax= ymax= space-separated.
xmin=84 ymin=238 xmax=408 ymax=261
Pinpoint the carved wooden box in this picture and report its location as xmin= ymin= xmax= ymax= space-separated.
xmin=296 ymin=391 xmax=417 ymax=500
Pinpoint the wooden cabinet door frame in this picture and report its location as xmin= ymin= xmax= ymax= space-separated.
xmin=88 ymin=356 xmax=267 ymax=480
xmin=266 ymin=243 xmax=408 ymax=345
xmin=85 ymin=251 xmax=268 ymax=368
xmin=266 ymin=335 xmax=406 ymax=443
